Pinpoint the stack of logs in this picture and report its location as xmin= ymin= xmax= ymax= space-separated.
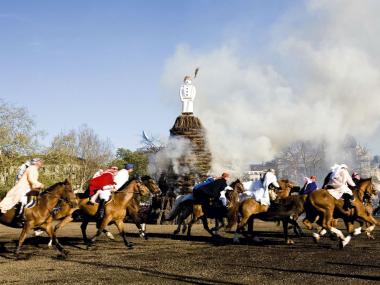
xmin=168 ymin=113 xmax=212 ymax=193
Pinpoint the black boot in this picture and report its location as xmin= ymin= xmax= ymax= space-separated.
xmin=96 ymin=199 xmax=106 ymax=220
xmin=15 ymin=207 xmax=25 ymax=227
xmin=342 ymin=193 xmax=354 ymax=210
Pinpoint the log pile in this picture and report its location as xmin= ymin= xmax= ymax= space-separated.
xmin=167 ymin=114 xmax=212 ymax=193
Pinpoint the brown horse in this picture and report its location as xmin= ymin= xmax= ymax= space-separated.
xmin=233 ymin=179 xmax=304 ymax=244
xmin=303 ymin=178 xmax=380 ymax=248
xmin=50 ymin=176 xmax=157 ymax=245
xmin=124 ymin=175 xmax=161 ymax=239
xmin=0 ymin=180 xmax=77 ymax=258
xmin=186 ymin=179 xmax=245 ymax=237
xmin=87 ymin=178 xmax=150 ymax=247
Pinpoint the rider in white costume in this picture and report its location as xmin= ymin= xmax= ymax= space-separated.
xmin=327 ymin=164 xmax=355 ymax=199
xmin=241 ymin=169 xmax=279 ymax=206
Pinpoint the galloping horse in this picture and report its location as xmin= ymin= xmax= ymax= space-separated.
xmin=0 ymin=180 xmax=77 ymax=258
xmin=186 ymin=179 xmax=245 ymax=237
xmin=125 ymin=175 xmax=161 ymax=239
xmin=50 ymin=176 xmax=156 ymax=245
xmin=234 ymin=179 xmax=305 ymax=244
xmin=87 ymin=178 xmax=150 ymax=247
xmin=165 ymin=179 xmax=244 ymax=236
xmin=303 ymin=178 xmax=380 ymax=248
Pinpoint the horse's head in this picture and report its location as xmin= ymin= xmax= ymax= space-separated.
xmin=278 ymin=179 xmax=299 ymax=192
xmin=230 ymin=179 xmax=244 ymax=194
xmin=357 ymin=178 xmax=377 ymax=201
xmin=61 ymin=179 xmax=78 ymax=208
xmin=225 ymin=189 xmax=239 ymax=208
xmin=131 ymin=178 xmax=150 ymax=197
xmin=141 ymin=175 xmax=161 ymax=195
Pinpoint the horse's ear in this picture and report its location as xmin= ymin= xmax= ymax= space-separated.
xmin=64 ymin=178 xmax=70 ymax=184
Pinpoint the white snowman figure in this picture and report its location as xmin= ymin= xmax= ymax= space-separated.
xmin=179 ymin=75 xmax=196 ymax=114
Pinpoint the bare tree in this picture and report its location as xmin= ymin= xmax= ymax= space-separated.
xmin=46 ymin=125 xmax=114 ymax=189
xmin=0 ymin=100 xmax=43 ymax=156
xmin=278 ymin=140 xmax=327 ymax=184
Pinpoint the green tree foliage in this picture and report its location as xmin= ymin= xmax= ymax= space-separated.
xmin=113 ymin=148 xmax=149 ymax=176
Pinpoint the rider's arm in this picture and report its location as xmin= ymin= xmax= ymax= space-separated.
xmin=346 ymin=172 xmax=356 ymax=187
xmin=27 ymin=166 xmax=44 ymax=189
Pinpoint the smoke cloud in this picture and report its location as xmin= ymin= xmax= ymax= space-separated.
xmin=160 ymin=1 xmax=380 ymax=175
xmin=148 ymin=136 xmax=195 ymax=176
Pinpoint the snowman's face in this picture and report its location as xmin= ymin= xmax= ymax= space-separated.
xmin=185 ymin=79 xmax=192 ymax=85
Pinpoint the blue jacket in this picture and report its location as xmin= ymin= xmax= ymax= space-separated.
xmin=304 ymin=182 xmax=317 ymax=195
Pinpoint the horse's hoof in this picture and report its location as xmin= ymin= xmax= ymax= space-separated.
xmin=126 ymin=243 xmax=134 ymax=249
xmin=105 ymin=232 xmax=115 ymax=240
xmin=340 ymin=235 xmax=351 ymax=248
xmin=366 ymin=233 xmax=375 ymax=240
xmin=312 ymin=233 xmax=320 ymax=243
xmin=286 ymin=239 xmax=295 ymax=245
xmin=353 ymin=227 xmax=362 ymax=236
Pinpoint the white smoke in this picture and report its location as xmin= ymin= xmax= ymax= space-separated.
xmin=148 ymin=136 xmax=195 ymax=176
xmin=160 ymin=1 xmax=380 ymax=175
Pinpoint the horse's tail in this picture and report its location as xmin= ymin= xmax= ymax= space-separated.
xmin=165 ymin=194 xmax=193 ymax=221
xmin=165 ymin=202 xmax=182 ymax=221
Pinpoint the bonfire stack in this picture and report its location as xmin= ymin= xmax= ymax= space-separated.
xmin=168 ymin=114 xmax=212 ymax=193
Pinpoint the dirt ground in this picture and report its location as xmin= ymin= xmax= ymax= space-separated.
xmin=0 ymin=220 xmax=379 ymax=285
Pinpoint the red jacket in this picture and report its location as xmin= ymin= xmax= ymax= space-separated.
xmin=89 ymin=172 xmax=115 ymax=196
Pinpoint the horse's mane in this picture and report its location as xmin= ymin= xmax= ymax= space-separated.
xmin=40 ymin=181 xmax=66 ymax=196
xmin=141 ymin=175 xmax=152 ymax=180
xmin=229 ymin=179 xmax=241 ymax=189
xmin=359 ymin=177 xmax=372 ymax=183
xmin=118 ymin=177 xmax=138 ymax=192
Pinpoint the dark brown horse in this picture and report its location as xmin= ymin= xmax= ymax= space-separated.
xmin=0 ymin=180 xmax=77 ymax=258
xmin=167 ymin=179 xmax=244 ymax=237
xmin=303 ymin=178 xmax=380 ymax=248
xmin=124 ymin=175 xmax=161 ymax=239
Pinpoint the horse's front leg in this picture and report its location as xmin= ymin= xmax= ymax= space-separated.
xmin=201 ymin=216 xmax=214 ymax=236
xmin=80 ymin=220 xmax=90 ymax=244
xmin=130 ymin=211 xmax=146 ymax=239
xmin=283 ymin=218 xmax=294 ymax=245
xmin=44 ymin=222 xmax=68 ymax=256
xmin=54 ymin=215 xmax=73 ymax=235
xmin=233 ymin=213 xmax=251 ymax=244
xmin=114 ymin=219 xmax=133 ymax=248
xmin=289 ymin=217 xmax=304 ymax=237
xmin=16 ymin=222 xmax=33 ymax=258
xmin=187 ymin=205 xmax=202 ymax=237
